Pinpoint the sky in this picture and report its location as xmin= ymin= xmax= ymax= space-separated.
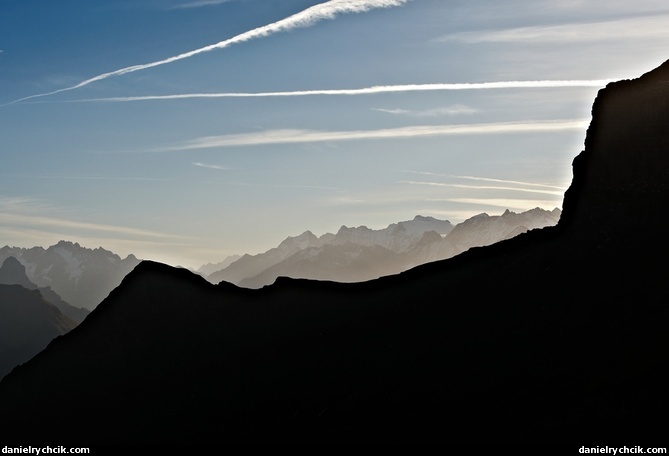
xmin=1 ymin=0 xmax=668 ymax=268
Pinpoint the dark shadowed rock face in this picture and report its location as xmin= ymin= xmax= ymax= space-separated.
xmin=0 ymin=62 xmax=668 ymax=446
xmin=0 ymin=256 xmax=89 ymax=324
xmin=560 ymin=59 xmax=669 ymax=236
xmin=0 ymin=285 xmax=77 ymax=380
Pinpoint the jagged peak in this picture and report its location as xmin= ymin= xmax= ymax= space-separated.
xmin=413 ymin=215 xmax=438 ymax=222
xmin=53 ymin=240 xmax=80 ymax=249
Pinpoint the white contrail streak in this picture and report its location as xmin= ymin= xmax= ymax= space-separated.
xmin=3 ymin=0 xmax=409 ymax=106
xmin=192 ymin=162 xmax=228 ymax=170
xmin=161 ymin=119 xmax=588 ymax=150
xmin=449 ymin=174 xmax=567 ymax=189
xmin=400 ymin=181 xmax=565 ymax=196
xmin=403 ymin=171 xmax=568 ymax=190
xmin=75 ymin=79 xmax=613 ymax=103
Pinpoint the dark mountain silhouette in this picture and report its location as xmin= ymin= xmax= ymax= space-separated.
xmin=0 ymin=284 xmax=77 ymax=380
xmin=0 ymin=257 xmax=85 ymax=379
xmin=209 ymin=208 xmax=559 ymax=287
xmin=0 ymin=256 xmax=89 ymax=323
xmin=0 ymin=241 xmax=141 ymax=310
xmin=1 ymin=61 xmax=668 ymax=446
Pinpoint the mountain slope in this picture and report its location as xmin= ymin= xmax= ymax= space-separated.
xmin=0 ymin=61 xmax=668 ymax=446
xmin=0 ymin=256 xmax=89 ymax=323
xmin=0 ymin=241 xmax=141 ymax=310
xmin=0 ymin=284 xmax=77 ymax=380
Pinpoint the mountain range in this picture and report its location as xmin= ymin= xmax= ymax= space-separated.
xmin=208 ymin=207 xmax=561 ymax=287
xmin=0 ymin=208 xmax=558 ymax=380
xmin=1 ymin=61 xmax=668 ymax=446
xmin=0 ymin=241 xmax=140 ymax=310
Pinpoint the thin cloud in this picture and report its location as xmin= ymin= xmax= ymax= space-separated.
xmin=404 ymin=171 xmax=567 ymax=190
xmin=19 ymin=174 xmax=169 ymax=181
xmin=72 ymin=80 xmax=613 ymax=103
xmin=3 ymin=0 xmax=410 ymax=106
xmin=439 ymin=13 xmax=669 ymax=44
xmin=451 ymin=174 xmax=567 ymax=190
xmin=170 ymin=0 xmax=233 ymax=9
xmin=0 ymin=212 xmax=182 ymax=239
xmin=373 ymin=105 xmax=478 ymax=117
xmin=445 ymin=198 xmax=562 ymax=211
xmin=400 ymin=181 xmax=565 ymax=196
xmin=160 ymin=119 xmax=588 ymax=150
xmin=0 ymin=195 xmax=186 ymax=240
xmin=229 ymin=182 xmax=340 ymax=191
xmin=193 ymin=162 xmax=228 ymax=170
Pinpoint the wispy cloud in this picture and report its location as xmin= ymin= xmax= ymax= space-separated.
xmin=229 ymin=182 xmax=340 ymax=191
xmin=169 ymin=0 xmax=233 ymax=9
xmin=373 ymin=105 xmax=478 ymax=117
xmin=452 ymin=174 xmax=567 ymax=190
xmin=3 ymin=0 xmax=410 ymax=106
xmin=0 ymin=212 xmax=179 ymax=239
xmin=404 ymin=171 xmax=568 ymax=190
xmin=445 ymin=198 xmax=562 ymax=211
xmin=17 ymin=174 xmax=169 ymax=181
xmin=160 ymin=119 xmax=588 ymax=150
xmin=400 ymin=181 xmax=565 ymax=196
xmin=0 ymin=195 xmax=185 ymax=240
xmin=193 ymin=162 xmax=228 ymax=170
xmin=71 ymin=80 xmax=613 ymax=103
xmin=438 ymin=13 xmax=669 ymax=44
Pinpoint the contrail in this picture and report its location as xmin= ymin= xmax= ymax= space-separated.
xmin=159 ymin=119 xmax=589 ymax=150
xmin=74 ymin=79 xmax=613 ymax=103
xmin=403 ymin=171 xmax=568 ymax=190
xmin=400 ymin=181 xmax=565 ymax=196
xmin=3 ymin=0 xmax=410 ymax=106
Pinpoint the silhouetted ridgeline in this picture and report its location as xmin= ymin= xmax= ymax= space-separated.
xmin=0 ymin=257 xmax=83 ymax=380
xmin=0 ymin=61 xmax=668 ymax=446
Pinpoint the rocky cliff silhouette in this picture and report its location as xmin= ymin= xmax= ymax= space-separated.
xmin=0 ymin=61 xmax=668 ymax=445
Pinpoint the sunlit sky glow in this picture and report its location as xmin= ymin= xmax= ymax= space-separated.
xmin=1 ymin=0 xmax=667 ymax=268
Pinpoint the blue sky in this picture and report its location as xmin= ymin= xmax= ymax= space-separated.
xmin=1 ymin=0 xmax=668 ymax=268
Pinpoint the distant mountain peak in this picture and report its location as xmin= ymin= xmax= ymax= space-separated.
xmin=413 ymin=215 xmax=439 ymax=222
xmin=0 ymin=257 xmax=34 ymax=289
xmin=0 ymin=241 xmax=141 ymax=310
xmin=1 ymin=256 xmax=25 ymax=272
